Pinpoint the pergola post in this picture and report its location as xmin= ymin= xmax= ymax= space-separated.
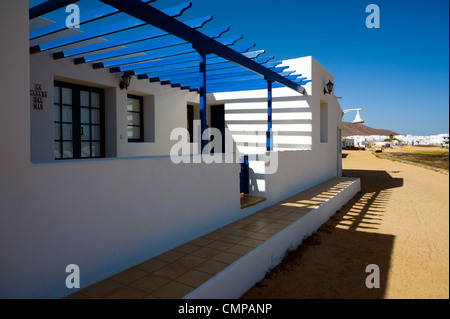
xmin=266 ymin=80 xmax=273 ymax=151
xmin=198 ymin=50 xmax=208 ymax=153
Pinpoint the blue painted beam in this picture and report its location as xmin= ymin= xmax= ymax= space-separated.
xmin=180 ymin=69 xmax=296 ymax=88
xmin=207 ymin=79 xmax=286 ymax=89
xmin=254 ymin=56 xmax=275 ymax=64
xmin=157 ymin=65 xmax=289 ymax=85
xmin=74 ymin=27 xmax=229 ymax=64
xmin=178 ymin=74 xmax=264 ymax=87
xmin=30 ymin=0 xmax=156 ymax=39
xmin=30 ymin=0 xmax=79 ymax=19
xmin=112 ymin=52 xmax=201 ymax=73
xmin=30 ymin=2 xmax=191 ymax=54
xmin=136 ymin=53 xmax=269 ymax=82
xmin=133 ymin=50 xmax=266 ymax=80
xmin=259 ymin=60 xmax=281 ymax=69
xmin=207 ymin=66 xmax=289 ymax=81
xmin=134 ymin=50 xmax=265 ymax=75
xmin=212 ymin=65 xmax=289 ymax=79
xmin=153 ymin=65 xmax=251 ymax=81
xmin=293 ymin=77 xmax=307 ymax=82
xmin=109 ymin=45 xmax=258 ymax=73
xmin=139 ymin=61 xmax=235 ymax=80
xmin=208 ymin=86 xmax=265 ymax=93
xmin=99 ymin=0 xmax=305 ymax=94
xmin=53 ymin=16 xmax=213 ymax=59
xmin=178 ymin=75 xmax=303 ymax=93
xmin=136 ymin=52 xmax=269 ymax=83
xmin=92 ymin=36 xmax=246 ymax=69
xmin=297 ymin=79 xmax=311 ymax=85
xmin=199 ymin=79 xmax=285 ymax=92
xmin=281 ymin=70 xmax=296 ymax=77
xmin=206 ymin=82 xmax=268 ymax=93
xmin=201 ymin=58 xmax=279 ymax=77
xmin=282 ymin=75 xmax=299 ymax=83
xmin=147 ymin=67 xmax=235 ymax=83
xmin=295 ymin=77 xmax=308 ymax=82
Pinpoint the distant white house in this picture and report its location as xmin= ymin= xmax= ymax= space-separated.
xmin=343 ymin=133 xmax=449 ymax=149
xmin=395 ymin=134 xmax=449 ymax=146
xmin=342 ymin=135 xmax=388 ymax=149
xmin=1 ymin=0 xmax=346 ymax=298
xmin=342 ymin=136 xmax=365 ymax=149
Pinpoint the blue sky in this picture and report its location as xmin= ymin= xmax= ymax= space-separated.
xmin=34 ymin=0 xmax=449 ymax=135
xmin=162 ymin=0 xmax=449 ymax=136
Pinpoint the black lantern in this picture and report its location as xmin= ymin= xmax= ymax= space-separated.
xmin=120 ymin=75 xmax=131 ymax=90
xmin=324 ymin=80 xmax=334 ymax=94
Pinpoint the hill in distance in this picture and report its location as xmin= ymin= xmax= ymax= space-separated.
xmin=342 ymin=122 xmax=399 ymax=137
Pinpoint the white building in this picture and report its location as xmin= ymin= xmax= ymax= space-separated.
xmin=343 ymin=133 xmax=449 ymax=149
xmin=395 ymin=134 xmax=449 ymax=146
xmin=343 ymin=135 xmax=393 ymax=149
xmin=0 ymin=0 xmax=353 ymax=298
xmin=342 ymin=136 xmax=367 ymax=149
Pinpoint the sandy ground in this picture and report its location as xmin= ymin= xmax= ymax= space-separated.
xmin=242 ymin=150 xmax=449 ymax=299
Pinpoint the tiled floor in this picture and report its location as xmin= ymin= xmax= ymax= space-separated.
xmin=65 ymin=177 xmax=355 ymax=299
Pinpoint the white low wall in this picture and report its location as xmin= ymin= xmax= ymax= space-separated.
xmin=265 ymin=149 xmax=339 ymax=202
xmin=247 ymin=148 xmax=340 ymax=203
xmin=184 ymin=177 xmax=361 ymax=299
xmin=0 ymin=156 xmax=241 ymax=299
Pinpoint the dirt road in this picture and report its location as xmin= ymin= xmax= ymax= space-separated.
xmin=242 ymin=150 xmax=449 ymax=299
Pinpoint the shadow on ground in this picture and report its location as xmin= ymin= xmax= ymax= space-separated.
xmin=241 ymin=169 xmax=403 ymax=299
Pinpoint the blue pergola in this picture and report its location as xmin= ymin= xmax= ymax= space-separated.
xmin=29 ymin=0 xmax=310 ymax=151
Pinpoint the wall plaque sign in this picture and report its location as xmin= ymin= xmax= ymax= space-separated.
xmin=30 ymin=84 xmax=48 ymax=110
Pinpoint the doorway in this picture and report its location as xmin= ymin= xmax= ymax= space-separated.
xmin=210 ymin=104 xmax=225 ymax=153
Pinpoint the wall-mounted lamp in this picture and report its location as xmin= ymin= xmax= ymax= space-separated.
xmin=120 ymin=75 xmax=131 ymax=90
xmin=324 ymin=80 xmax=334 ymax=95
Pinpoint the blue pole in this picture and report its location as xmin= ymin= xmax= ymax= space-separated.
xmin=266 ymin=80 xmax=273 ymax=151
xmin=199 ymin=50 xmax=208 ymax=153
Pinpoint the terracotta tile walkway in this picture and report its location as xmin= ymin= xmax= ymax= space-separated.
xmin=65 ymin=177 xmax=355 ymax=299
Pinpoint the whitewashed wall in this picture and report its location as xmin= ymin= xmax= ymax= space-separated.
xmin=210 ymin=69 xmax=313 ymax=155
xmin=210 ymin=56 xmax=343 ymax=201
xmin=1 ymin=1 xmax=343 ymax=299
xmin=29 ymin=43 xmax=199 ymax=162
xmin=1 ymin=1 xmax=243 ymax=299
xmin=1 ymin=155 xmax=241 ymax=299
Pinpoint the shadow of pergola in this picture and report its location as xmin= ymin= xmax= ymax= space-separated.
xmin=242 ymin=169 xmax=403 ymax=299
